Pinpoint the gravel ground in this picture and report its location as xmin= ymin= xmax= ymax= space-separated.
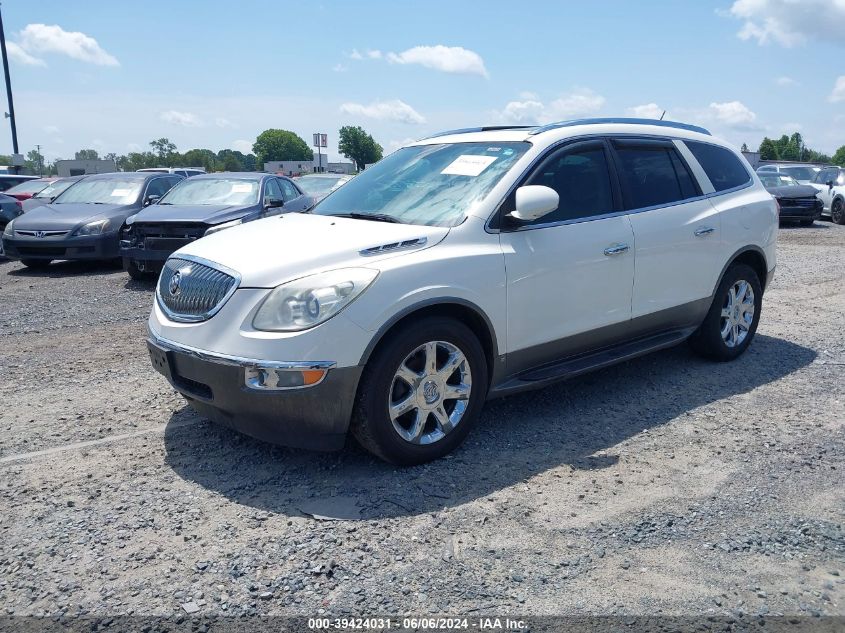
xmin=0 ymin=223 xmax=843 ymax=625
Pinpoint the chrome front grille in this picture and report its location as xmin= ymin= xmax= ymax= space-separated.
xmin=156 ymin=256 xmax=239 ymax=323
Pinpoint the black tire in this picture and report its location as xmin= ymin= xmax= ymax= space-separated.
xmin=20 ymin=258 xmax=51 ymax=269
xmin=832 ymin=198 xmax=845 ymax=225
xmin=688 ymin=263 xmax=762 ymax=361
xmin=125 ymin=258 xmax=152 ymax=281
xmin=351 ymin=316 xmax=489 ymax=466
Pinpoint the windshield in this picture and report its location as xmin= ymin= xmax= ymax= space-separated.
xmin=295 ymin=175 xmax=348 ymax=195
xmin=159 ymin=178 xmax=259 ymax=206
xmin=54 ymin=178 xmax=143 ymax=204
xmin=6 ymin=180 xmax=50 ymax=195
xmin=781 ymin=166 xmax=814 ymax=181
xmin=35 ymin=179 xmax=78 ymax=199
xmin=760 ymin=174 xmax=798 ymax=187
xmin=312 ymin=142 xmax=530 ymax=226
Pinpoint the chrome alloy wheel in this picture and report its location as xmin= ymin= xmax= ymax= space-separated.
xmin=720 ymin=279 xmax=755 ymax=348
xmin=388 ymin=340 xmax=472 ymax=445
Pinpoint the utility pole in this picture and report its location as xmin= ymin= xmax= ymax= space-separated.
xmin=0 ymin=2 xmax=20 ymax=173
xmin=36 ymin=143 xmax=42 ymax=176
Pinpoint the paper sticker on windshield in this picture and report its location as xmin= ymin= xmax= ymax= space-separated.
xmin=231 ymin=183 xmax=253 ymax=193
xmin=111 ymin=188 xmax=131 ymax=196
xmin=441 ymin=155 xmax=498 ymax=177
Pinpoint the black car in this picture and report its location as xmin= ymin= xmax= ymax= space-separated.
xmin=758 ymin=173 xmax=823 ymax=226
xmin=0 ymin=193 xmax=24 ymax=258
xmin=120 ymin=172 xmax=312 ymax=279
xmin=1 ymin=172 xmax=183 ymax=268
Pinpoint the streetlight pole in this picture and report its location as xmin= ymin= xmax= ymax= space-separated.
xmin=0 ymin=3 xmax=20 ymax=173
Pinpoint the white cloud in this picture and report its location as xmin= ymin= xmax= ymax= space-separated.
xmin=340 ymin=99 xmax=426 ymax=124
xmin=160 ymin=110 xmax=203 ymax=127
xmin=215 ymin=117 xmax=236 ymax=128
xmin=366 ymin=50 xmax=382 ymax=59
xmin=708 ymin=101 xmax=758 ymax=127
xmin=726 ymin=0 xmax=844 ymax=47
xmin=231 ymin=139 xmax=253 ymax=154
xmin=18 ymin=23 xmax=118 ymax=66
xmin=627 ymin=103 xmax=664 ymax=119
xmin=348 ymin=49 xmax=364 ymax=60
xmin=829 ymin=76 xmax=845 ymax=102
xmin=495 ymin=89 xmax=605 ymax=125
xmin=42 ymin=124 xmax=60 ymax=134
xmin=6 ymin=41 xmax=46 ymax=66
xmin=332 ymin=63 xmax=348 ymax=73
xmin=775 ymin=76 xmax=798 ymax=87
xmin=386 ymin=45 xmax=488 ymax=78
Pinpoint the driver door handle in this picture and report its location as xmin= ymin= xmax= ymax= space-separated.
xmin=603 ymin=243 xmax=630 ymax=256
xmin=694 ymin=226 xmax=716 ymax=237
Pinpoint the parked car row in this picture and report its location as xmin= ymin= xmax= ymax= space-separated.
xmin=756 ymin=162 xmax=845 ymax=225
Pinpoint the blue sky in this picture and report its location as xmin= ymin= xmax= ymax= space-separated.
xmin=2 ymin=0 xmax=844 ymax=163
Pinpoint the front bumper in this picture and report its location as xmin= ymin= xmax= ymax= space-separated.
xmin=2 ymin=231 xmax=120 ymax=261
xmin=778 ymin=202 xmax=822 ymax=222
xmin=147 ymin=332 xmax=362 ymax=451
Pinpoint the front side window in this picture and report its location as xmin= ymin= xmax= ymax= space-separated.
xmin=145 ymin=178 xmax=172 ymax=199
xmin=278 ymin=179 xmax=300 ymax=202
xmin=54 ymin=178 xmax=144 ymax=205
xmin=518 ymin=143 xmax=615 ymax=225
xmin=263 ymin=178 xmax=283 ymax=202
xmin=684 ymin=141 xmax=751 ymax=192
xmin=614 ymin=145 xmax=699 ymax=209
xmin=158 ymin=178 xmax=260 ymax=206
xmin=313 ymin=142 xmax=530 ymax=227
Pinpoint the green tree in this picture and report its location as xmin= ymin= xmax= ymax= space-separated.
xmin=75 ymin=149 xmax=100 ymax=160
xmin=832 ymin=146 xmax=845 ymax=166
xmin=740 ymin=143 xmax=749 ymax=152
xmin=252 ymin=129 xmax=312 ymax=167
xmin=181 ymin=148 xmax=218 ymax=172
xmin=150 ymin=138 xmax=177 ymax=165
xmin=758 ymin=138 xmax=779 ymax=161
xmin=216 ymin=148 xmax=244 ymax=171
xmin=338 ymin=125 xmax=383 ymax=171
xmin=781 ymin=139 xmax=800 ymax=161
xmin=26 ymin=148 xmax=45 ymax=175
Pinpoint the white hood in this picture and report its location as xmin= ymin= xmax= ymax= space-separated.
xmin=173 ymin=212 xmax=449 ymax=288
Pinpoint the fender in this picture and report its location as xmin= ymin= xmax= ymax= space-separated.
xmin=712 ymin=245 xmax=769 ymax=296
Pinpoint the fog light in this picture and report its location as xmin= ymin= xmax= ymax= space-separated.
xmin=245 ymin=366 xmax=328 ymax=390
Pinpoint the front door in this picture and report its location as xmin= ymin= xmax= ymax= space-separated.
xmin=499 ymin=140 xmax=635 ymax=369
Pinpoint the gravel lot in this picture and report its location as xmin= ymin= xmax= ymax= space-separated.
xmin=0 ymin=224 xmax=843 ymax=626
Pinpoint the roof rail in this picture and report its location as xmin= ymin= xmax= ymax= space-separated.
xmin=422 ymin=125 xmax=535 ymax=140
xmin=530 ymin=118 xmax=712 ymax=136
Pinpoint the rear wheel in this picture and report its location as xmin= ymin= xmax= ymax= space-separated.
xmin=21 ymin=258 xmax=51 ymax=269
xmin=688 ymin=263 xmax=762 ymax=361
xmin=352 ymin=317 xmax=488 ymax=466
xmin=832 ymin=198 xmax=845 ymax=225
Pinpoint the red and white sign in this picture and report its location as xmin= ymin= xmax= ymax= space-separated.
xmin=313 ymin=133 xmax=328 ymax=148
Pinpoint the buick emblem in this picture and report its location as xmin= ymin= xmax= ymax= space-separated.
xmin=35 ymin=231 xmax=46 ymax=238
xmin=168 ymin=270 xmax=182 ymax=296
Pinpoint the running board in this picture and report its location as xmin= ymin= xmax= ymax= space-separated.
xmin=490 ymin=328 xmax=695 ymax=397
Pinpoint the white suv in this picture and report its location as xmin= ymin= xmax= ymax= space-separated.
xmin=147 ymin=119 xmax=777 ymax=465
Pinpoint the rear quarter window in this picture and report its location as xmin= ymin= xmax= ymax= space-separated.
xmin=685 ymin=141 xmax=751 ymax=192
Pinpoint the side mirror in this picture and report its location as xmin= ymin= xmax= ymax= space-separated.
xmin=264 ymin=198 xmax=284 ymax=209
xmin=507 ymin=185 xmax=559 ymax=223
xmin=144 ymin=194 xmax=161 ymax=207
xmin=827 ymin=180 xmax=835 ymax=188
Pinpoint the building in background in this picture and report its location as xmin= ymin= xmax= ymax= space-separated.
xmin=55 ymin=159 xmax=116 ymax=177
xmin=264 ymin=160 xmax=356 ymax=176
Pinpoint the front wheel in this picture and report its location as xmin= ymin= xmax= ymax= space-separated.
xmin=688 ymin=263 xmax=762 ymax=361
xmin=124 ymin=258 xmax=152 ymax=281
xmin=832 ymin=198 xmax=845 ymax=225
xmin=351 ymin=317 xmax=489 ymax=465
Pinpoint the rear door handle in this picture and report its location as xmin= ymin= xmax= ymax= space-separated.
xmin=603 ymin=243 xmax=630 ymax=256
xmin=694 ymin=226 xmax=716 ymax=237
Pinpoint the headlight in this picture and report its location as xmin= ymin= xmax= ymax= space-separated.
xmin=73 ymin=219 xmax=111 ymax=236
xmin=204 ymin=218 xmax=242 ymax=236
xmin=253 ymin=268 xmax=378 ymax=332
xmin=3 ymin=219 xmax=13 ymax=237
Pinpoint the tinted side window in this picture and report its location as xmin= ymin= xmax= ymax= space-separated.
xmin=684 ymin=141 xmax=751 ymax=192
xmin=146 ymin=178 xmax=171 ymax=198
xmin=263 ymin=178 xmax=283 ymax=202
xmin=520 ymin=144 xmax=615 ymax=224
xmin=614 ymin=146 xmax=695 ymax=209
xmin=278 ymin=178 xmax=300 ymax=202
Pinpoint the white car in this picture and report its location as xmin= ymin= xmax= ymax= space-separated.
xmin=756 ymin=163 xmax=820 ymax=185
xmin=147 ymin=118 xmax=777 ymax=465
xmin=808 ymin=166 xmax=845 ymax=224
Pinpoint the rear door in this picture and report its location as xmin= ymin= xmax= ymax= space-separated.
xmin=613 ymin=138 xmax=721 ymax=318
xmin=500 ymin=139 xmax=635 ymax=368
xmin=278 ymin=177 xmax=311 ymax=211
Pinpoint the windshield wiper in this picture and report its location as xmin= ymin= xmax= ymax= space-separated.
xmin=333 ymin=212 xmax=401 ymax=224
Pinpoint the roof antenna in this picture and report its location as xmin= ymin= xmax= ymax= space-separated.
xmin=659 ymin=110 xmax=666 ymax=120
